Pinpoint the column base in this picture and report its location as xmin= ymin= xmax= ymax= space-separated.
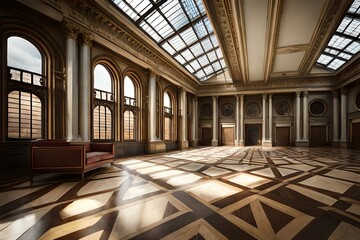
xmin=146 ymin=140 xmax=166 ymax=154
xmin=179 ymin=140 xmax=189 ymax=150
xmin=339 ymin=140 xmax=348 ymax=148
xmin=211 ymin=140 xmax=218 ymax=146
xmin=262 ymin=140 xmax=273 ymax=147
xmin=295 ymin=140 xmax=309 ymax=147
xmin=235 ymin=140 xmax=245 ymax=147
xmin=189 ymin=140 xmax=199 ymax=147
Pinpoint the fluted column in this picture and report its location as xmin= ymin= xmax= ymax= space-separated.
xmin=332 ymin=91 xmax=339 ymax=143
xmin=340 ymin=88 xmax=347 ymax=145
xmin=268 ymin=94 xmax=273 ymax=143
xmin=212 ymin=96 xmax=218 ymax=146
xmin=302 ymin=91 xmax=309 ymax=142
xmin=192 ymin=97 xmax=199 ymax=146
xmin=262 ymin=94 xmax=267 ymax=144
xmin=235 ymin=95 xmax=240 ymax=146
xmin=148 ymin=72 xmax=157 ymax=141
xmin=79 ymin=32 xmax=92 ymax=142
xmin=239 ymin=94 xmax=244 ymax=146
xmin=295 ymin=91 xmax=301 ymax=142
xmin=64 ymin=22 xmax=80 ymax=141
xmin=180 ymin=89 xmax=188 ymax=149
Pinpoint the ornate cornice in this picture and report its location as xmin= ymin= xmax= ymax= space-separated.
xmin=203 ymin=0 xmax=243 ymax=82
xmin=62 ymin=0 xmax=198 ymax=90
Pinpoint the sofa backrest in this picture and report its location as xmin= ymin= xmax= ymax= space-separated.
xmin=30 ymin=139 xmax=69 ymax=146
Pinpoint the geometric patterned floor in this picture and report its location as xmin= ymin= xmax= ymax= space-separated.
xmin=1 ymin=146 xmax=360 ymax=240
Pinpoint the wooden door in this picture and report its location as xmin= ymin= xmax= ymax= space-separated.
xmin=222 ymin=127 xmax=234 ymax=146
xmin=201 ymin=127 xmax=212 ymax=146
xmin=276 ymin=127 xmax=290 ymax=146
xmin=352 ymin=122 xmax=360 ymax=144
xmin=310 ymin=125 xmax=327 ymax=146
xmin=245 ymin=124 xmax=261 ymax=146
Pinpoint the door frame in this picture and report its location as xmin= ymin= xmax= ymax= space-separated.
xmin=220 ymin=123 xmax=235 ymax=146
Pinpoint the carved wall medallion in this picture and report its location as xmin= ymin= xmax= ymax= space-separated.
xmin=275 ymin=101 xmax=290 ymax=117
xmin=200 ymin=103 xmax=213 ymax=118
xmin=221 ymin=103 xmax=234 ymax=118
xmin=246 ymin=102 xmax=260 ymax=118
xmin=355 ymin=90 xmax=360 ymax=110
xmin=309 ymin=99 xmax=327 ymax=116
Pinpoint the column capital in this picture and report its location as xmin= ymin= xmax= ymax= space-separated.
xmin=302 ymin=91 xmax=308 ymax=97
xmin=62 ymin=20 xmax=79 ymax=39
xmin=295 ymin=91 xmax=301 ymax=98
xmin=212 ymin=95 xmax=218 ymax=100
xmin=262 ymin=93 xmax=267 ymax=99
xmin=79 ymin=32 xmax=93 ymax=46
xmin=332 ymin=90 xmax=339 ymax=97
xmin=340 ymin=87 xmax=347 ymax=94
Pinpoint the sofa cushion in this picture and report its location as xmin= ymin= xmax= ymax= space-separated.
xmin=98 ymin=152 xmax=114 ymax=160
xmin=86 ymin=152 xmax=102 ymax=164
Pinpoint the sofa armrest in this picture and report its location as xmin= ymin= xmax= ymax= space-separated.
xmin=32 ymin=145 xmax=86 ymax=169
xmin=91 ymin=143 xmax=114 ymax=155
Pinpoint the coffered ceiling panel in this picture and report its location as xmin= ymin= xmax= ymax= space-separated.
xmin=273 ymin=51 xmax=306 ymax=72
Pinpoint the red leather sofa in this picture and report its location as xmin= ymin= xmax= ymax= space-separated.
xmin=30 ymin=140 xmax=114 ymax=182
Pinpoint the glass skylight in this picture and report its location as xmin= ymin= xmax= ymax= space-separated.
xmin=316 ymin=0 xmax=360 ymax=71
xmin=111 ymin=0 xmax=227 ymax=81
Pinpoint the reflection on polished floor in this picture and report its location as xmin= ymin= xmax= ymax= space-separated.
xmin=1 ymin=146 xmax=360 ymax=239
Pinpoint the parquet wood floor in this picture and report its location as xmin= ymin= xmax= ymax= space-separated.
xmin=0 ymin=146 xmax=359 ymax=239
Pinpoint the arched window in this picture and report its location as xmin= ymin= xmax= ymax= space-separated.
xmin=7 ymin=36 xmax=46 ymax=140
xmin=93 ymin=64 xmax=114 ymax=140
xmin=124 ymin=76 xmax=137 ymax=141
xmin=164 ymin=91 xmax=173 ymax=141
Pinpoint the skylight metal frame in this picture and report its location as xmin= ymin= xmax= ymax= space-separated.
xmin=316 ymin=0 xmax=360 ymax=71
xmin=111 ymin=0 xmax=227 ymax=81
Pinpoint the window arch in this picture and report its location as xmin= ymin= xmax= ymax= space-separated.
xmin=123 ymin=75 xmax=138 ymax=141
xmin=164 ymin=91 xmax=173 ymax=141
xmin=93 ymin=63 xmax=114 ymax=140
xmin=6 ymin=36 xmax=46 ymax=140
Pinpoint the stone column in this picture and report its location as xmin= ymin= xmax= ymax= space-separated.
xmin=332 ymin=90 xmax=339 ymax=145
xmin=235 ymin=95 xmax=240 ymax=146
xmin=147 ymin=71 xmax=165 ymax=153
xmin=340 ymin=88 xmax=347 ymax=146
xmin=212 ymin=96 xmax=218 ymax=146
xmin=268 ymin=94 xmax=273 ymax=145
xmin=180 ymin=89 xmax=188 ymax=149
xmin=262 ymin=94 xmax=267 ymax=145
xmin=192 ymin=97 xmax=199 ymax=146
xmin=295 ymin=91 xmax=301 ymax=142
xmin=302 ymin=91 xmax=309 ymax=145
xmin=239 ymin=94 xmax=244 ymax=146
xmin=64 ymin=22 xmax=80 ymax=141
xmin=78 ymin=32 xmax=92 ymax=142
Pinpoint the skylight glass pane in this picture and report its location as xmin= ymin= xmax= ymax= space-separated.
xmin=189 ymin=59 xmax=201 ymax=71
xmin=193 ymin=20 xmax=207 ymax=38
xmin=324 ymin=48 xmax=339 ymax=55
xmin=345 ymin=41 xmax=360 ymax=54
xmin=195 ymin=0 xmax=205 ymax=14
xmin=190 ymin=43 xmax=204 ymax=57
xmin=329 ymin=35 xmax=352 ymax=49
xmin=132 ymin=0 xmax=152 ymax=15
xmin=210 ymin=35 xmax=218 ymax=47
xmin=207 ymin=50 xmax=217 ymax=62
xmin=212 ymin=61 xmax=221 ymax=71
xmin=161 ymin=1 xmax=188 ymax=30
xmin=344 ymin=19 xmax=360 ymax=37
xmin=328 ymin=58 xmax=345 ymax=70
xmin=216 ymin=48 xmax=223 ymax=58
xmin=162 ymin=42 xmax=176 ymax=55
xmin=168 ymin=35 xmax=186 ymax=51
xmin=317 ymin=54 xmax=333 ymax=65
xmin=201 ymin=37 xmax=212 ymax=51
xmin=338 ymin=52 xmax=352 ymax=59
xmin=195 ymin=69 xmax=205 ymax=79
xmin=203 ymin=65 xmax=214 ymax=75
xmin=185 ymin=64 xmax=195 ymax=73
xmin=337 ymin=17 xmax=351 ymax=33
xmin=198 ymin=55 xmax=209 ymax=67
xmin=146 ymin=10 xmax=174 ymax=39
xmin=220 ymin=59 xmax=226 ymax=68
xmin=115 ymin=1 xmax=139 ymax=21
xmin=181 ymin=49 xmax=194 ymax=61
xmin=140 ymin=21 xmax=161 ymax=42
xmin=180 ymin=27 xmax=197 ymax=45
xmin=182 ymin=0 xmax=200 ymax=20
xmin=175 ymin=54 xmax=186 ymax=64
xmin=203 ymin=17 xmax=213 ymax=33
xmin=349 ymin=0 xmax=360 ymax=13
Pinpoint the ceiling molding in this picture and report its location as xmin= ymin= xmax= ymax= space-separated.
xmin=264 ymin=0 xmax=283 ymax=82
xmin=203 ymin=0 xmax=243 ymax=82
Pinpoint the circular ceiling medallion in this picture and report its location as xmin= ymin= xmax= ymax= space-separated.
xmin=221 ymin=103 xmax=234 ymax=118
xmin=275 ymin=101 xmax=290 ymax=116
xmin=246 ymin=102 xmax=260 ymax=118
xmin=309 ymin=99 xmax=326 ymax=116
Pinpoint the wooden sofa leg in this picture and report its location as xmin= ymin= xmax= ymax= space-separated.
xmin=81 ymin=172 xmax=84 ymax=181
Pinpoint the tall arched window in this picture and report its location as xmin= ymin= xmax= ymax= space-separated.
xmin=164 ymin=91 xmax=173 ymax=141
xmin=7 ymin=36 xmax=46 ymax=140
xmin=124 ymin=76 xmax=136 ymax=141
xmin=93 ymin=64 xmax=114 ymax=140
